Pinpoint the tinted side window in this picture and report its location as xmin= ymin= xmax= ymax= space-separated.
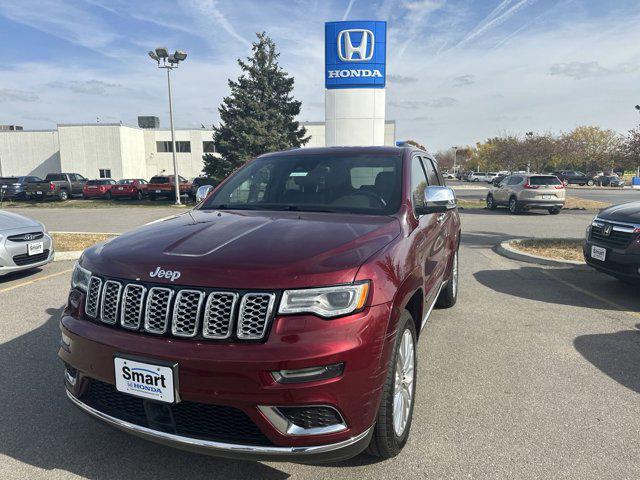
xmin=422 ymin=157 xmax=441 ymax=186
xmin=411 ymin=156 xmax=428 ymax=208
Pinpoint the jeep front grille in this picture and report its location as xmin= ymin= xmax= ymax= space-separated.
xmin=83 ymin=276 xmax=277 ymax=341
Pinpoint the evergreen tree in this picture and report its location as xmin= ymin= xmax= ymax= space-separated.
xmin=203 ymin=32 xmax=309 ymax=180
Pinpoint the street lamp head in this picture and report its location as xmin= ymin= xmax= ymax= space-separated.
xmin=148 ymin=50 xmax=159 ymax=62
xmin=174 ymin=50 xmax=187 ymax=62
xmin=155 ymin=47 xmax=169 ymax=59
xmin=635 ymin=105 xmax=640 ymax=111
xmin=167 ymin=53 xmax=177 ymax=64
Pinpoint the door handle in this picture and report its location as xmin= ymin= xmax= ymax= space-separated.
xmin=437 ymin=213 xmax=446 ymax=224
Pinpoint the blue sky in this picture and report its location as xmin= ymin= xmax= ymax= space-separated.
xmin=1 ymin=0 xmax=639 ymax=151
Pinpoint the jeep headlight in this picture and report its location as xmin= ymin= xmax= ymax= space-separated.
xmin=71 ymin=262 xmax=92 ymax=292
xmin=278 ymin=282 xmax=369 ymax=318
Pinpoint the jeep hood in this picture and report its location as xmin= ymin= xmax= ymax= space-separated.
xmin=598 ymin=201 xmax=640 ymax=224
xmin=82 ymin=209 xmax=400 ymax=289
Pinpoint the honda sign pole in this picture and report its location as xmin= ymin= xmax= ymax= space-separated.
xmin=148 ymin=47 xmax=188 ymax=206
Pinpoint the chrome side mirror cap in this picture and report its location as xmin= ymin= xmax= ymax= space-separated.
xmin=195 ymin=185 xmax=214 ymax=204
xmin=416 ymin=186 xmax=457 ymax=215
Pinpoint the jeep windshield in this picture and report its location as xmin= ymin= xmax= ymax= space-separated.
xmin=201 ymin=153 xmax=402 ymax=215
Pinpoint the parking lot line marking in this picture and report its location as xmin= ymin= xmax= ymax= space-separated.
xmin=0 ymin=268 xmax=73 ymax=294
xmin=539 ymin=269 xmax=640 ymax=320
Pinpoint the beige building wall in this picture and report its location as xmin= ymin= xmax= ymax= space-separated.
xmin=0 ymin=130 xmax=60 ymax=178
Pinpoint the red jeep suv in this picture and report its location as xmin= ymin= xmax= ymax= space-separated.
xmin=61 ymin=146 xmax=461 ymax=462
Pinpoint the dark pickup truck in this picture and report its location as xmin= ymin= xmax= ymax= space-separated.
xmin=27 ymin=173 xmax=88 ymax=201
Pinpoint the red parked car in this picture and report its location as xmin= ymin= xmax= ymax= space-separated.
xmin=147 ymin=175 xmax=191 ymax=200
xmin=82 ymin=179 xmax=116 ymax=200
xmin=61 ymin=146 xmax=461 ymax=462
xmin=111 ymin=179 xmax=149 ymax=200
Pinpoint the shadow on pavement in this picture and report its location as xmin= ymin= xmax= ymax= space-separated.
xmin=461 ymin=230 xmax=519 ymax=249
xmin=0 ymin=308 xmax=290 ymax=480
xmin=0 ymin=267 xmax=44 ymax=284
xmin=574 ymin=326 xmax=640 ymax=394
xmin=473 ymin=264 xmax=640 ymax=312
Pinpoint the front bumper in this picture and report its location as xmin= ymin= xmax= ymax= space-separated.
xmin=583 ymin=240 xmax=640 ymax=281
xmin=66 ymin=388 xmax=372 ymax=462
xmin=59 ymin=301 xmax=394 ymax=461
xmin=0 ymin=233 xmax=54 ymax=276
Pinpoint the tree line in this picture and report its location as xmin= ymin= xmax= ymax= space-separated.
xmin=435 ymin=125 xmax=640 ymax=174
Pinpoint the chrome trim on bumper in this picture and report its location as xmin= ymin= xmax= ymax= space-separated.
xmin=66 ymin=389 xmax=371 ymax=457
xmin=258 ymin=405 xmax=348 ymax=436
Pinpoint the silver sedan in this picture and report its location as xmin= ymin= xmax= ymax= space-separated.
xmin=0 ymin=211 xmax=54 ymax=276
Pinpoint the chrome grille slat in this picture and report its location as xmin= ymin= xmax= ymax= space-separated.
xmin=100 ymin=280 xmax=122 ymax=325
xmin=144 ymin=287 xmax=174 ymax=334
xmin=85 ymin=277 xmax=102 ymax=318
xmin=120 ymin=284 xmax=146 ymax=330
xmin=237 ymin=293 xmax=276 ymax=340
xmin=172 ymin=289 xmax=205 ymax=338
xmin=203 ymin=292 xmax=239 ymax=339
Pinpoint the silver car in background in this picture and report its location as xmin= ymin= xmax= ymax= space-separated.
xmin=0 ymin=211 xmax=54 ymax=276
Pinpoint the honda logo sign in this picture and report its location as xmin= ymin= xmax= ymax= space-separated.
xmin=337 ymin=29 xmax=375 ymax=62
xmin=325 ymin=21 xmax=386 ymax=89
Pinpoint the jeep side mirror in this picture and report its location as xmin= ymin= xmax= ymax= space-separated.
xmin=415 ymin=186 xmax=456 ymax=215
xmin=196 ymin=185 xmax=214 ymax=204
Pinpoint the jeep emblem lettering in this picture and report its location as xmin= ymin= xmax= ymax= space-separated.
xmin=150 ymin=266 xmax=181 ymax=282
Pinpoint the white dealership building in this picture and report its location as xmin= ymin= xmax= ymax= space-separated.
xmin=0 ymin=119 xmax=396 ymax=180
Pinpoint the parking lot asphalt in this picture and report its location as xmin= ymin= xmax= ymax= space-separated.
xmin=1 ymin=208 xmax=639 ymax=479
xmin=5 ymin=206 xmax=179 ymax=233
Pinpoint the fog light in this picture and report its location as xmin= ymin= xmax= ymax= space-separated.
xmin=258 ymin=405 xmax=347 ymax=436
xmin=271 ymin=363 xmax=344 ymax=384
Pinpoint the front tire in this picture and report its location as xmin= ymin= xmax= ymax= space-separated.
xmin=548 ymin=207 xmax=561 ymax=215
xmin=366 ymin=310 xmax=417 ymax=459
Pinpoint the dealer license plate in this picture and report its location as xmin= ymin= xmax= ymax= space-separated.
xmin=114 ymin=357 xmax=176 ymax=403
xmin=118 ymin=187 xmax=124 ymax=190
xmin=36 ymin=191 xmax=43 ymax=195
xmin=591 ymin=245 xmax=606 ymax=262
xmin=541 ymin=195 xmax=552 ymax=199
xmin=28 ymin=242 xmax=44 ymax=256
xmin=155 ymin=189 xmax=161 ymax=193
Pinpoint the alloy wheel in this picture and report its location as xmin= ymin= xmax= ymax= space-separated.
xmin=393 ymin=330 xmax=415 ymax=437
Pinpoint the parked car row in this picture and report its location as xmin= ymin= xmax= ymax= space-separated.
xmin=0 ymin=173 xmax=219 ymax=202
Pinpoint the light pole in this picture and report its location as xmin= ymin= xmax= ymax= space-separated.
xmin=451 ymin=146 xmax=458 ymax=174
xmin=525 ymin=131 xmax=534 ymax=173
xmin=149 ymin=47 xmax=188 ymax=205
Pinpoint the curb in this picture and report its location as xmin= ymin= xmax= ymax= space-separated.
xmin=495 ymin=238 xmax=589 ymax=268
xmin=54 ymin=251 xmax=83 ymax=262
